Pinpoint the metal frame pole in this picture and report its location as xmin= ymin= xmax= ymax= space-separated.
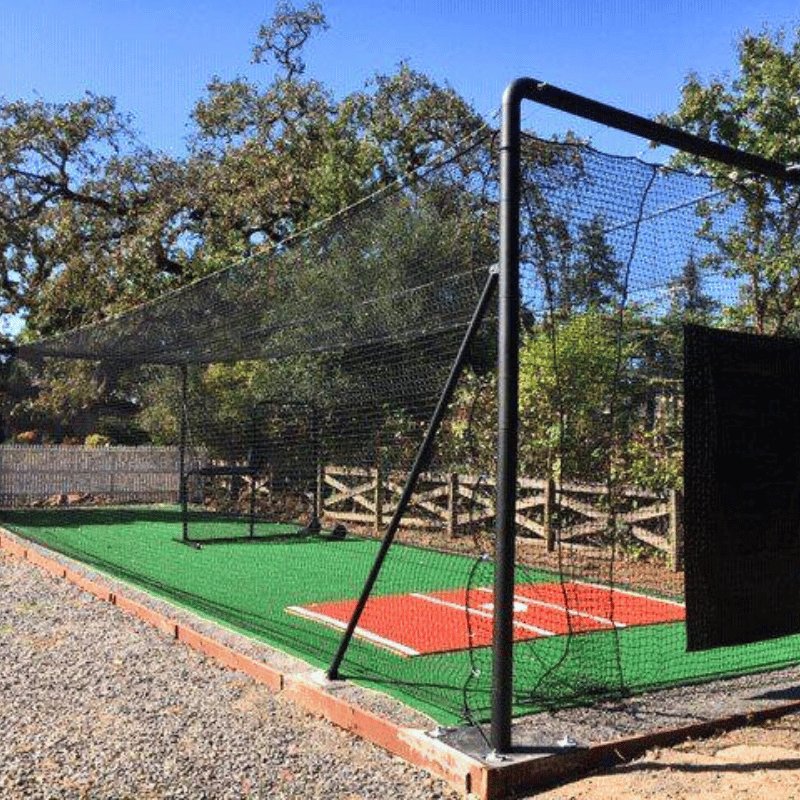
xmin=491 ymin=81 xmax=524 ymax=754
xmin=519 ymin=79 xmax=800 ymax=182
xmin=310 ymin=404 xmax=321 ymax=529
xmin=488 ymin=76 xmax=800 ymax=754
xmin=327 ymin=267 xmax=499 ymax=680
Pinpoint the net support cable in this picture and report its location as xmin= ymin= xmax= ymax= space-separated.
xmin=492 ymin=77 xmax=800 ymax=754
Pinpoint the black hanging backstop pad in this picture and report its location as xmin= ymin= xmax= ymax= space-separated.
xmin=684 ymin=324 xmax=800 ymax=652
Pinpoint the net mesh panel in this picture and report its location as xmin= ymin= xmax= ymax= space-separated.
xmin=684 ymin=324 xmax=800 ymax=651
xmin=180 ymin=398 xmax=321 ymax=542
xmin=5 ymin=126 xmax=800 ymax=727
xmin=5 ymin=133 xmax=504 ymax=724
xmin=502 ymin=134 xmax=800 ymax=715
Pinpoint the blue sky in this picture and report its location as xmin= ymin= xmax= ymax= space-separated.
xmin=2 ymin=0 xmax=800 ymax=159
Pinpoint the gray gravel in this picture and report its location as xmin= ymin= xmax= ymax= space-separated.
xmin=0 ymin=549 xmax=461 ymax=800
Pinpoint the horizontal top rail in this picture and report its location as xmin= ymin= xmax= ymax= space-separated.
xmin=504 ymin=77 xmax=800 ymax=184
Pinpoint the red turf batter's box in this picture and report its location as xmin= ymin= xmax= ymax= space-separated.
xmin=287 ymin=582 xmax=685 ymax=657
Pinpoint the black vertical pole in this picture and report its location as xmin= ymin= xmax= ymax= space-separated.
xmin=249 ymin=407 xmax=257 ymax=538
xmin=180 ymin=363 xmax=189 ymax=542
xmin=492 ymin=81 xmax=524 ymax=754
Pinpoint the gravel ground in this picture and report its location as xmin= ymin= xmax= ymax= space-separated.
xmin=7 ymin=535 xmax=800 ymax=800
xmin=0 ymin=548 xmax=461 ymax=800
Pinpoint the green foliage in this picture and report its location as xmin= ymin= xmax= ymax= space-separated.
xmin=553 ymin=214 xmax=625 ymax=314
xmin=84 ymin=433 xmax=110 ymax=447
xmin=620 ymin=414 xmax=682 ymax=494
xmin=518 ymin=311 xmax=632 ymax=480
xmin=438 ymin=307 xmax=685 ymax=493
xmin=438 ymin=370 xmax=496 ymax=472
xmin=0 ymin=93 xmax=153 ymax=336
xmin=661 ymin=24 xmax=800 ymax=333
xmin=7 ymin=359 xmax=99 ymax=440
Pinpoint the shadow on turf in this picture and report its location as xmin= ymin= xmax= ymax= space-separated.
xmin=0 ymin=505 xmax=188 ymax=529
xmin=176 ymin=528 xmax=348 ymax=548
xmin=1 ymin=507 xmax=350 ymax=547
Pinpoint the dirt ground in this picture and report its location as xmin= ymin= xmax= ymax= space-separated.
xmin=532 ymin=711 xmax=800 ymax=799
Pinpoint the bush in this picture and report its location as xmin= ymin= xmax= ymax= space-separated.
xmin=84 ymin=433 xmax=111 ymax=447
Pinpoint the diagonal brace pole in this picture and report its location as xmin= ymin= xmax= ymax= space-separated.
xmin=327 ymin=266 xmax=499 ymax=680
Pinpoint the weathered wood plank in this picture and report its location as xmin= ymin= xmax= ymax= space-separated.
xmin=319 ymin=463 xmax=675 ymax=555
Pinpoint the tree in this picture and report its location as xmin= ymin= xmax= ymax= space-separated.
xmin=0 ymin=94 xmax=168 ymax=339
xmin=1 ymin=2 xmax=495 ymax=443
xmin=557 ymin=214 xmax=624 ymax=314
xmin=185 ymin=4 xmax=487 ymax=266
xmin=517 ymin=311 xmax=636 ymax=481
xmin=1 ymin=2 xmax=490 ymax=348
xmin=633 ymin=250 xmax=718 ymax=389
xmin=0 ymin=94 xmax=200 ymax=441
xmin=252 ymin=1 xmax=329 ymax=80
xmin=673 ymin=250 xmax=717 ymax=319
xmin=660 ymin=25 xmax=800 ymax=334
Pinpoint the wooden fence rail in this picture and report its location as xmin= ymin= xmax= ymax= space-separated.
xmin=0 ymin=446 xmax=684 ymax=570
xmin=320 ymin=464 xmax=684 ymax=569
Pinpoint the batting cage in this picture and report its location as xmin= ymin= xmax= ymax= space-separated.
xmin=3 ymin=79 xmax=800 ymax=754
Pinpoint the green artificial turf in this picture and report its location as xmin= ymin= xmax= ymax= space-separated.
xmin=3 ymin=505 xmax=800 ymax=725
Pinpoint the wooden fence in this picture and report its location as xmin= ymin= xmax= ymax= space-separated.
xmin=0 ymin=446 xmax=684 ymax=568
xmin=0 ymin=444 xmax=182 ymax=505
xmin=319 ymin=465 xmax=683 ymax=569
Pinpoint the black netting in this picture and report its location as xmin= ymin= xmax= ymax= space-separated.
xmin=5 ymin=122 xmax=800 ymax=730
xmin=3 ymin=131 xmax=506 ymax=726
xmin=510 ymin=133 xmax=800 ymax=713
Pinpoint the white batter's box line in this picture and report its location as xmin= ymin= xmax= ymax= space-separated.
xmin=410 ymin=592 xmax=555 ymax=637
xmin=286 ymin=605 xmax=420 ymax=657
xmin=472 ymin=586 xmax=625 ymax=629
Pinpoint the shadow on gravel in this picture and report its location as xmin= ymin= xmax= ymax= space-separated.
xmin=752 ymin=685 xmax=800 ymax=701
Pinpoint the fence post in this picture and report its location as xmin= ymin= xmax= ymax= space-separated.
xmin=447 ymin=472 xmax=458 ymax=537
xmin=374 ymin=462 xmax=383 ymax=535
xmin=180 ymin=363 xmax=188 ymax=540
xmin=669 ymin=488 xmax=684 ymax=571
xmin=317 ymin=462 xmax=325 ymax=523
xmin=544 ymin=477 xmax=556 ymax=551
